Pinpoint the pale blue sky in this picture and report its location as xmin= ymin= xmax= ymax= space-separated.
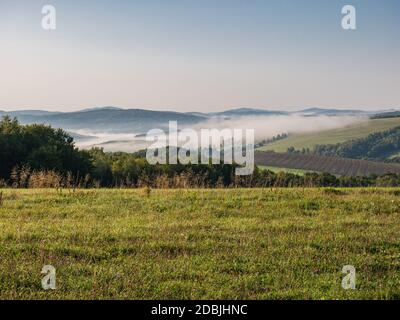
xmin=1 ymin=0 xmax=399 ymax=112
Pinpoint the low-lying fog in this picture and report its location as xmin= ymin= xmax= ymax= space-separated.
xmin=71 ymin=115 xmax=368 ymax=152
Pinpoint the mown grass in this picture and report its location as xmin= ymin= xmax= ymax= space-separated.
xmin=0 ymin=188 xmax=399 ymax=300
xmin=258 ymin=118 xmax=400 ymax=152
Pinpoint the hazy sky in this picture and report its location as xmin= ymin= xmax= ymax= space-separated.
xmin=1 ymin=0 xmax=399 ymax=112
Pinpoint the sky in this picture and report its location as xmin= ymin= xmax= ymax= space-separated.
xmin=0 ymin=0 xmax=399 ymax=112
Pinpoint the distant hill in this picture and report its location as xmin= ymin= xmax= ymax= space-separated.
xmin=371 ymin=111 xmax=400 ymax=119
xmin=219 ymin=107 xmax=374 ymax=117
xmin=295 ymin=108 xmax=369 ymax=116
xmin=0 ymin=108 xmax=207 ymax=134
xmin=0 ymin=106 xmax=321 ymax=134
xmin=211 ymin=108 xmax=288 ymax=117
xmin=80 ymin=106 xmax=123 ymax=112
xmin=1 ymin=106 xmax=395 ymax=137
xmin=185 ymin=107 xmax=288 ymax=118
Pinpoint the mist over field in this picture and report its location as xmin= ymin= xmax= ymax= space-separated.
xmin=72 ymin=115 xmax=367 ymax=152
xmin=193 ymin=115 xmax=366 ymax=140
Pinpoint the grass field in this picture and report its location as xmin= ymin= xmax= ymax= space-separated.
xmin=1 ymin=188 xmax=400 ymax=300
xmin=259 ymin=118 xmax=400 ymax=153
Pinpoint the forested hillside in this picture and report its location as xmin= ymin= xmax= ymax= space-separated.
xmin=0 ymin=116 xmax=92 ymax=181
xmin=258 ymin=118 xmax=400 ymax=153
xmin=313 ymin=126 xmax=400 ymax=162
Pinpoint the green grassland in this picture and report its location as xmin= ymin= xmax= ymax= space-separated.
xmin=259 ymin=117 xmax=400 ymax=153
xmin=1 ymin=188 xmax=400 ymax=300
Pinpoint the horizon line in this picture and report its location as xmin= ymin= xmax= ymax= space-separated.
xmin=1 ymin=106 xmax=399 ymax=114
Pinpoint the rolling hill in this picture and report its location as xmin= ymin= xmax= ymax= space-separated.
xmin=258 ymin=117 xmax=400 ymax=153
xmin=313 ymin=126 xmax=400 ymax=161
xmin=0 ymin=108 xmax=207 ymax=134
xmin=2 ymin=106 xmax=371 ymax=138
xmin=2 ymin=107 xmax=400 ymax=152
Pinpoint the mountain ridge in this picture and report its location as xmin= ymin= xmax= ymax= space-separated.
xmin=0 ymin=106 xmax=396 ymax=135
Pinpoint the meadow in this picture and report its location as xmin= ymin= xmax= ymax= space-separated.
xmin=0 ymin=188 xmax=399 ymax=300
xmin=259 ymin=117 xmax=400 ymax=153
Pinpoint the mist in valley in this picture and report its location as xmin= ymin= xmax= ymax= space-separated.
xmin=70 ymin=115 xmax=367 ymax=153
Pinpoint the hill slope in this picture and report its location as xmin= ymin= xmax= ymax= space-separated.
xmin=255 ymin=151 xmax=400 ymax=176
xmin=0 ymin=108 xmax=206 ymax=134
xmin=313 ymin=126 xmax=400 ymax=162
xmin=258 ymin=118 xmax=400 ymax=153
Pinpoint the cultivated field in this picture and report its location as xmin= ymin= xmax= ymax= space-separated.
xmin=259 ymin=118 xmax=400 ymax=153
xmin=0 ymin=188 xmax=399 ymax=300
xmin=255 ymin=151 xmax=400 ymax=176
